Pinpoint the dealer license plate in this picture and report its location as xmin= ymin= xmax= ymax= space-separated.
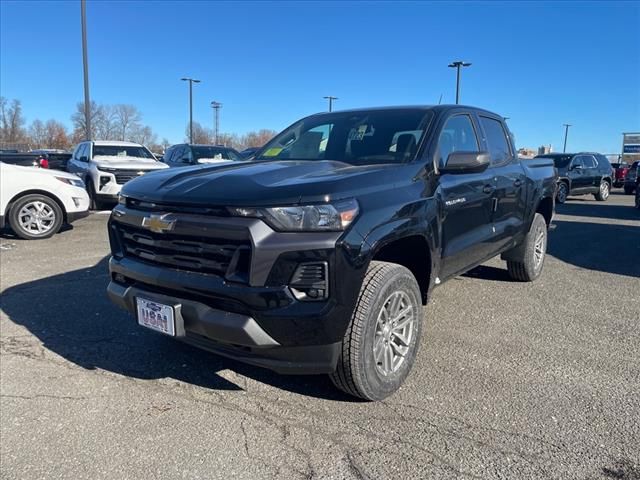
xmin=136 ymin=297 xmax=175 ymax=336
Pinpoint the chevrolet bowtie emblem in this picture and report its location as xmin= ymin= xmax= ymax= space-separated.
xmin=141 ymin=214 xmax=175 ymax=233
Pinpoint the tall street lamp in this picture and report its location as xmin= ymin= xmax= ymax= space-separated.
xmin=211 ymin=101 xmax=222 ymax=145
xmin=181 ymin=77 xmax=201 ymax=144
xmin=563 ymin=124 xmax=572 ymax=153
xmin=80 ymin=0 xmax=91 ymax=140
xmin=323 ymin=96 xmax=338 ymax=112
xmin=447 ymin=61 xmax=471 ymax=104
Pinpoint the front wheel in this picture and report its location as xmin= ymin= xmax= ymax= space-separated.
xmin=506 ymin=213 xmax=548 ymax=282
xmin=330 ymin=261 xmax=423 ymax=401
xmin=8 ymin=194 xmax=63 ymax=240
xmin=594 ymin=180 xmax=610 ymax=201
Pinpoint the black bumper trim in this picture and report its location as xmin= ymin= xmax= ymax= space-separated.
xmin=67 ymin=210 xmax=90 ymax=223
xmin=107 ymin=280 xmax=340 ymax=374
xmin=107 ymin=281 xmax=279 ymax=347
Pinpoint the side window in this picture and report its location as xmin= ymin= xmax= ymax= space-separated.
xmin=184 ymin=147 xmax=194 ymax=163
xmin=438 ymin=115 xmax=479 ymax=167
xmin=571 ymin=156 xmax=585 ymax=169
xmin=163 ymin=147 xmax=174 ymax=163
xmin=77 ymin=144 xmax=88 ymax=161
xmin=583 ymin=155 xmax=597 ymax=168
xmin=479 ymin=116 xmax=512 ymax=165
xmin=173 ymin=146 xmax=186 ymax=163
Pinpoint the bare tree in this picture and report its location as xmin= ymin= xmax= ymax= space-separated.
xmin=241 ymin=129 xmax=277 ymax=148
xmin=130 ymin=125 xmax=157 ymax=147
xmin=28 ymin=119 xmax=47 ymax=148
xmin=114 ymin=104 xmax=142 ymax=141
xmin=186 ymin=122 xmax=213 ymax=144
xmin=71 ymin=101 xmax=102 ymax=141
xmin=0 ymin=97 xmax=27 ymax=144
xmin=44 ymin=120 xmax=71 ymax=149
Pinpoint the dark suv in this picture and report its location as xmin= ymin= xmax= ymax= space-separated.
xmin=624 ymin=161 xmax=639 ymax=195
xmin=534 ymin=152 xmax=613 ymax=203
xmin=163 ymin=144 xmax=242 ymax=168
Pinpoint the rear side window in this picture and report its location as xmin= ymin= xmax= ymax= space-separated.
xmin=479 ymin=116 xmax=512 ymax=165
xmin=438 ymin=115 xmax=479 ymax=167
xmin=582 ymin=155 xmax=597 ymax=168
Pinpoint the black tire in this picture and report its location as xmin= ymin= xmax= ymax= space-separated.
xmin=594 ymin=180 xmax=610 ymax=201
xmin=556 ymin=182 xmax=569 ymax=204
xmin=8 ymin=194 xmax=64 ymax=240
xmin=624 ymin=186 xmax=634 ymax=195
xmin=330 ymin=261 xmax=423 ymax=401
xmin=635 ymin=188 xmax=640 ymax=209
xmin=86 ymin=182 xmax=104 ymax=211
xmin=506 ymin=213 xmax=547 ymax=282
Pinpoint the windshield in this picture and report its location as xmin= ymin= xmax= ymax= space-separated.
xmin=192 ymin=146 xmax=241 ymax=161
xmin=255 ymin=109 xmax=432 ymax=165
xmin=92 ymin=145 xmax=155 ymax=159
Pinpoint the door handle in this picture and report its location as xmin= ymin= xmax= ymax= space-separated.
xmin=483 ymin=184 xmax=495 ymax=194
xmin=513 ymin=179 xmax=522 ymax=187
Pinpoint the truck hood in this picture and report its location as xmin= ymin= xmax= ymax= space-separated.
xmin=94 ymin=156 xmax=168 ymax=170
xmin=121 ymin=160 xmax=410 ymax=206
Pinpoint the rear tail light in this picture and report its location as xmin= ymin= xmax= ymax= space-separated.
xmin=289 ymin=262 xmax=329 ymax=301
xmin=38 ymin=157 xmax=49 ymax=168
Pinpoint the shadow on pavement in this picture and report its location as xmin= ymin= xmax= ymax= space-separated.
xmin=556 ymin=202 xmax=640 ymax=221
xmin=1 ymin=256 xmax=356 ymax=402
xmin=548 ymin=220 xmax=640 ymax=278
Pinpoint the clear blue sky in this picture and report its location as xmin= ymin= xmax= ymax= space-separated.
xmin=1 ymin=0 xmax=639 ymax=152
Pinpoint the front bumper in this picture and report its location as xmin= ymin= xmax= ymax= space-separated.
xmin=107 ymin=279 xmax=341 ymax=374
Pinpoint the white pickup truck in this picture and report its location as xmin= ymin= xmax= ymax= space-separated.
xmin=67 ymin=140 xmax=168 ymax=209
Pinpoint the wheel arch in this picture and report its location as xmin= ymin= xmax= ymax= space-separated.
xmin=367 ymin=233 xmax=434 ymax=305
xmin=5 ymin=189 xmax=68 ymax=223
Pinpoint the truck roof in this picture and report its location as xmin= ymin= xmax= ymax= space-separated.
xmin=307 ymin=104 xmax=503 ymax=118
xmin=91 ymin=140 xmax=144 ymax=147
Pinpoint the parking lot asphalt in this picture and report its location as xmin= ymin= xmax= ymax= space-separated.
xmin=1 ymin=193 xmax=639 ymax=480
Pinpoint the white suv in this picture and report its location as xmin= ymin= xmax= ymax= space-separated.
xmin=0 ymin=162 xmax=90 ymax=239
xmin=67 ymin=140 xmax=168 ymax=209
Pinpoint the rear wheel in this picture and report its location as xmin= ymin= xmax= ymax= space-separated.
xmin=8 ymin=194 xmax=63 ymax=240
xmin=594 ymin=180 xmax=610 ymax=201
xmin=506 ymin=213 xmax=547 ymax=282
xmin=556 ymin=182 xmax=568 ymax=204
xmin=330 ymin=261 xmax=423 ymax=401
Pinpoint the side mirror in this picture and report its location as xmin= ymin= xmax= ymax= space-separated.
xmin=441 ymin=152 xmax=490 ymax=174
xmin=79 ymin=155 xmax=88 ymax=162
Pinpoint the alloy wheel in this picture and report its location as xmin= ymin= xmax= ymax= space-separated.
xmin=18 ymin=201 xmax=56 ymax=235
xmin=373 ymin=291 xmax=415 ymax=376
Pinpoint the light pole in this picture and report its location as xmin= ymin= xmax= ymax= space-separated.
xmin=211 ymin=101 xmax=222 ymax=145
xmin=563 ymin=124 xmax=572 ymax=153
xmin=323 ymin=96 xmax=338 ymax=112
xmin=181 ymin=77 xmax=201 ymax=144
xmin=80 ymin=0 xmax=91 ymax=140
xmin=447 ymin=61 xmax=471 ymax=104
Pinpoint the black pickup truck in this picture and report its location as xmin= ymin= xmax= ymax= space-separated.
xmin=107 ymin=106 xmax=557 ymax=400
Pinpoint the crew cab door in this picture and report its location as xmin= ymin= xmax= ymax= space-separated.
xmin=437 ymin=113 xmax=496 ymax=278
xmin=476 ymin=115 xmax=526 ymax=253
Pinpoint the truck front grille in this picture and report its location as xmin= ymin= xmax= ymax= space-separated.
xmin=115 ymin=223 xmax=251 ymax=279
xmin=114 ymin=170 xmax=146 ymax=185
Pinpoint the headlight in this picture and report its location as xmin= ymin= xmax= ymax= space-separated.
xmin=55 ymin=176 xmax=85 ymax=188
xmin=229 ymin=199 xmax=359 ymax=232
xmin=117 ymin=193 xmax=127 ymax=205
